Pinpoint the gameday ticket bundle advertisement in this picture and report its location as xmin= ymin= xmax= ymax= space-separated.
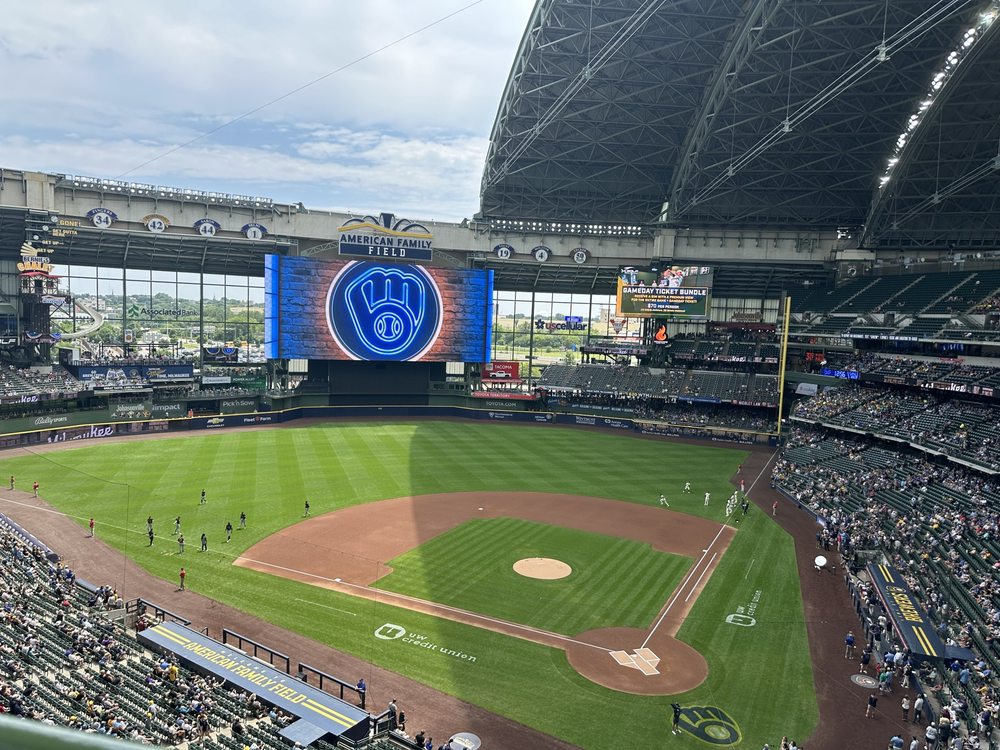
xmin=615 ymin=265 xmax=713 ymax=319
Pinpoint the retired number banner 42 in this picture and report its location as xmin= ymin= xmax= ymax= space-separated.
xmin=264 ymin=255 xmax=493 ymax=362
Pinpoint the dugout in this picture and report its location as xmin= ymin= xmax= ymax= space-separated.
xmin=865 ymin=563 xmax=975 ymax=663
xmin=138 ymin=621 xmax=370 ymax=744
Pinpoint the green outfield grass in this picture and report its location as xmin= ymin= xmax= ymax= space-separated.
xmin=0 ymin=421 xmax=816 ymax=750
xmin=376 ymin=516 xmax=692 ymax=635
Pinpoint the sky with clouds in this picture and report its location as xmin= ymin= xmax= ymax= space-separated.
xmin=0 ymin=0 xmax=536 ymax=221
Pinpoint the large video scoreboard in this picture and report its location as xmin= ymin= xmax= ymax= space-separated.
xmin=615 ymin=265 xmax=712 ymax=320
xmin=264 ymin=256 xmax=493 ymax=362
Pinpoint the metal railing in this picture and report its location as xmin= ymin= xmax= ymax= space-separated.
xmin=221 ymin=628 xmax=290 ymax=673
xmin=297 ymin=662 xmax=366 ymax=708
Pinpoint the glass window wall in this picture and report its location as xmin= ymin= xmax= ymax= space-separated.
xmin=47 ymin=264 xmax=264 ymax=359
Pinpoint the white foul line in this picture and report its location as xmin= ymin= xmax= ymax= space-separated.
xmin=640 ymin=524 xmax=728 ymax=649
xmin=293 ymin=598 xmax=356 ymax=616
xmin=685 ymin=553 xmax=717 ymax=602
xmin=241 ymin=557 xmax=607 ymax=652
xmin=640 ymin=447 xmax=780 ymax=650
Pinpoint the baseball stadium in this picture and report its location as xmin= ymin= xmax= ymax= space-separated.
xmin=2 ymin=3 xmax=1000 ymax=750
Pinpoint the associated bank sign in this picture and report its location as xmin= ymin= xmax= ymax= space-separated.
xmin=337 ymin=212 xmax=433 ymax=261
xmin=127 ymin=304 xmax=196 ymax=318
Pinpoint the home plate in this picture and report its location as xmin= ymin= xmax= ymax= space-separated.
xmin=610 ymin=648 xmax=661 ymax=675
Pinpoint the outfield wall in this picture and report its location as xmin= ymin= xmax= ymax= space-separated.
xmin=0 ymin=404 xmax=777 ymax=449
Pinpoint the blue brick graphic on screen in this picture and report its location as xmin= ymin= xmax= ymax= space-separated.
xmin=327 ymin=262 xmax=442 ymax=360
xmin=264 ymin=255 xmax=493 ymax=362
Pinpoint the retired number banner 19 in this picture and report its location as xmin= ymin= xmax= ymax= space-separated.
xmin=264 ymin=255 xmax=493 ymax=362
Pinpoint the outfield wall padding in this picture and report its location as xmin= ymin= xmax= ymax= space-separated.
xmin=0 ymin=404 xmax=777 ymax=448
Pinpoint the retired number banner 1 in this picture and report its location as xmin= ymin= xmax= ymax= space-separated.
xmin=264 ymin=255 xmax=493 ymax=362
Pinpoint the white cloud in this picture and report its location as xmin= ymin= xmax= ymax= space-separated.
xmin=0 ymin=127 xmax=489 ymax=220
xmin=0 ymin=0 xmax=534 ymax=219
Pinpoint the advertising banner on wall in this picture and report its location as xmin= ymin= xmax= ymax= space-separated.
xmin=469 ymin=390 xmax=535 ymax=399
xmin=556 ymin=414 xmax=635 ymax=430
xmin=150 ymin=403 xmax=187 ymax=419
xmin=220 ymin=398 xmax=258 ymax=414
xmin=264 ymin=255 xmax=493 ymax=362
xmin=44 ymin=423 xmax=118 ymax=444
xmin=337 ymin=213 xmax=433 ymax=261
xmin=231 ymin=375 xmax=266 ymax=388
xmin=110 ymin=401 xmax=152 ymax=420
xmin=201 ymin=374 xmax=265 ymax=387
xmin=73 ymin=365 xmax=193 ymax=381
xmin=482 ymin=361 xmax=519 ymax=380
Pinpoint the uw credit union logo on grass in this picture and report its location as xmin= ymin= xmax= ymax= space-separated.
xmin=374 ymin=623 xmax=477 ymax=662
xmin=374 ymin=623 xmax=406 ymax=640
xmin=326 ymin=261 xmax=442 ymax=361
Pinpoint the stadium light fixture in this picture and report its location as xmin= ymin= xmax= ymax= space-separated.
xmin=878 ymin=1 xmax=999 ymax=190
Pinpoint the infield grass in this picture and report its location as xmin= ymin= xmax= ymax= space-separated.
xmin=376 ymin=516 xmax=692 ymax=634
xmin=0 ymin=421 xmax=816 ymax=750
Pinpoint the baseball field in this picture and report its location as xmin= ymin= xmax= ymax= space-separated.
xmin=0 ymin=420 xmax=817 ymax=749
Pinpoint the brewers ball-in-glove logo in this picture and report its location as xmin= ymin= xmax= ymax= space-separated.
xmin=326 ymin=261 xmax=442 ymax=360
xmin=677 ymin=706 xmax=741 ymax=745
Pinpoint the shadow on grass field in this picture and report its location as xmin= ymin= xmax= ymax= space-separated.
xmin=0 ymin=421 xmax=815 ymax=749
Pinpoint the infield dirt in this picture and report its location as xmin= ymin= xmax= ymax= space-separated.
xmin=235 ymin=491 xmax=733 ymax=694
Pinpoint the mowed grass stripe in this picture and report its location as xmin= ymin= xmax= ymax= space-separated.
xmin=275 ymin=433 xmax=309 ymax=512
xmin=417 ymin=426 xmax=553 ymax=491
xmin=586 ymin=540 xmax=670 ymax=627
xmin=377 ymin=517 xmax=691 ymax=635
xmin=364 ymin=427 xmax=415 ymax=499
xmin=388 ymin=518 xmax=526 ymax=603
xmin=410 ymin=425 xmax=509 ymax=489
xmin=0 ymin=422 xmax=819 ymax=750
xmin=302 ymin=426 xmax=343 ymax=503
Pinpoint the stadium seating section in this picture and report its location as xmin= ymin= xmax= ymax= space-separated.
xmin=791 ymin=384 xmax=1000 ymax=472
xmin=774 ymin=418 xmax=1000 ymax=731
xmin=789 ymin=268 xmax=1000 ymax=342
xmin=0 ymin=526 xmax=416 ymax=749
xmin=538 ymin=364 xmax=778 ymax=405
xmin=0 ymin=365 xmax=80 ymax=399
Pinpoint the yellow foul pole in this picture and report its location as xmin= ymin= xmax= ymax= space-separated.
xmin=776 ymin=294 xmax=792 ymax=439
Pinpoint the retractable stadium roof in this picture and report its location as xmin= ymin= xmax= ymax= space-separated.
xmin=481 ymin=0 xmax=1000 ymax=250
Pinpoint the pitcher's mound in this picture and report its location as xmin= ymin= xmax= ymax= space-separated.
xmin=513 ymin=557 xmax=571 ymax=579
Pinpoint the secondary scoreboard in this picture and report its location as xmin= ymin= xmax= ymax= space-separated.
xmin=616 ymin=265 xmax=712 ymax=320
